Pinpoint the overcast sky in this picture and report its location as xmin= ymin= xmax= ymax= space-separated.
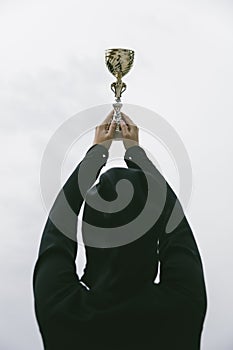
xmin=0 ymin=0 xmax=233 ymax=349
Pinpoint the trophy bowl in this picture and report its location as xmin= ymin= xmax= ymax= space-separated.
xmin=105 ymin=48 xmax=134 ymax=80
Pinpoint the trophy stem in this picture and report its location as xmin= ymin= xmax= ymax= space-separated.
xmin=112 ymin=99 xmax=123 ymax=140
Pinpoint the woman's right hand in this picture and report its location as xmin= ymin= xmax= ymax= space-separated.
xmin=120 ymin=112 xmax=139 ymax=150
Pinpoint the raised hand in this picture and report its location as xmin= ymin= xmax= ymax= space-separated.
xmin=120 ymin=112 xmax=139 ymax=150
xmin=93 ymin=110 xmax=117 ymax=150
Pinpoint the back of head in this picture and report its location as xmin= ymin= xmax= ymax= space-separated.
xmin=81 ymin=166 xmax=161 ymax=293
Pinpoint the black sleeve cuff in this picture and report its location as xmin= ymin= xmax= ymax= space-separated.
xmin=86 ymin=143 xmax=109 ymax=158
xmin=124 ymin=145 xmax=147 ymax=169
xmin=124 ymin=145 xmax=147 ymax=159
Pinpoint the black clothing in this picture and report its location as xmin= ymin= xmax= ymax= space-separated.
xmin=33 ymin=144 xmax=207 ymax=350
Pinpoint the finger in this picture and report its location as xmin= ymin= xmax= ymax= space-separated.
xmin=98 ymin=122 xmax=110 ymax=131
xmin=102 ymin=110 xmax=114 ymax=125
xmin=97 ymin=120 xmax=112 ymax=132
xmin=120 ymin=119 xmax=129 ymax=137
xmin=107 ymin=120 xmax=117 ymax=138
xmin=121 ymin=112 xmax=136 ymax=127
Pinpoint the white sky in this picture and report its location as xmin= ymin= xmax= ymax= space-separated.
xmin=0 ymin=0 xmax=233 ymax=349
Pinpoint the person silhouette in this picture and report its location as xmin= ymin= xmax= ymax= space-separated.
xmin=33 ymin=110 xmax=207 ymax=350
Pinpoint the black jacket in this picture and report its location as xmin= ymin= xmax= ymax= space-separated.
xmin=33 ymin=144 xmax=207 ymax=350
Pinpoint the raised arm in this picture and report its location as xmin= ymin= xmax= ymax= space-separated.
xmin=121 ymin=113 xmax=207 ymax=310
xmin=33 ymin=112 xmax=117 ymax=346
xmin=124 ymin=145 xmax=206 ymax=304
xmin=33 ymin=144 xmax=109 ymax=322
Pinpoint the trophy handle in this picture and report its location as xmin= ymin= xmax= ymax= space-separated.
xmin=111 ymin=82 xmax=116 ymax=95
xmin=110 ymin=81 xmax=127 ymax=100
xmin=121 ymin=83 xmax=127 ymax=95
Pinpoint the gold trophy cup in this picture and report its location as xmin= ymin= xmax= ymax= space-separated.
xmin=105 ymin=48 xmax=135 ymax=138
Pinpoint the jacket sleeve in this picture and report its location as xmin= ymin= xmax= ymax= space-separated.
xmin=33 ymin=144 xmax=110 ymax=330
xmin=124 ymin=145 xmax=207 ymax=309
